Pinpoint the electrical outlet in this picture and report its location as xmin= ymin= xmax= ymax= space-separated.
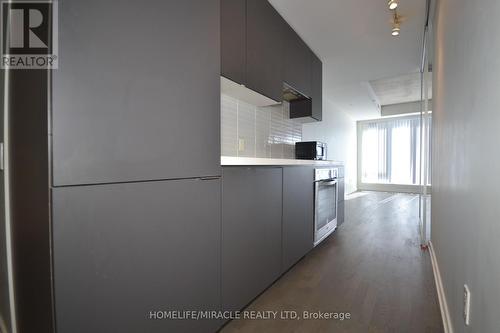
xmin=463 ymin=284 xmax=471 ymax=326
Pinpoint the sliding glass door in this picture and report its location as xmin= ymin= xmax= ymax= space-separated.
xmin=360 ymin=115 xmax=422 ymax=185
xmin=419 ymin=0 xmax=434 ymax=247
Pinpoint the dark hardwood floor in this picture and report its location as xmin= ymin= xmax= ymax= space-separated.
xmin=221 ymin=191 xmax=443 ymax=333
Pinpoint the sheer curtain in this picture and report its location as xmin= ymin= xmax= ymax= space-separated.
xmin=361 ymin=116 xmax=421 ymax=185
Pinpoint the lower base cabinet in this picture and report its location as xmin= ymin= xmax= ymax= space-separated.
xmin=338 ymin=178 xmax=345 ymax=227
xmin=338 ymin=199 xmax=345 ymax=227
xmin=52 ymin=166 xmax=342 ymax=332
xmin=282 ymin=167 xmax=314 ymax=272
xmin=222 ymin=167 xmax=282 ymax=311
xmin=52 ymin=178 xmax=222 ymax=333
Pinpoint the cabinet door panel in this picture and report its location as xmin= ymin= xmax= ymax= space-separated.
xmin=53 ymin=178 xmax=221 ymax=333
xmin=246 ymin=0 xmax=284 ymax=102
xmin=338 ymin=178 xmax=345 ymax=202
xmin=222 ymin=167 xmax=282 ymax=311
xmin=338 ymin=200 xmax=345 ymax=227
xmin=284 ymin=26 xmax=312 ymax=97
xmin=311 ymin=52 xmax=323 ymax=121
xmin=221 ymin=0 xmax=246 ymax=84
xmin=283 ymin=167 xmax=314 ymax=272
xmin=338 ymin=166 xmax=345 ymax=178
xmin=52 ymin=0 xmax=221 ymax=186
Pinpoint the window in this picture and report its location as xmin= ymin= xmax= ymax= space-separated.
xmin=360 ymin=115 xmax=430 ymax=185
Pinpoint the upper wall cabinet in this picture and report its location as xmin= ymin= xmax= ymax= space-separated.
xmin=311 ymin=52 xmax=323 ymax=121
xmin=221 ymin=0 xmax=322 ymax=120
xmin=284 ymin=25 xmax=312 ymax=97
xmin=221 ymin=0 xmax=246 ymax=84
xmin=289 ymin=51 xmax=322 ymax=122
xmin=246 ymin=0 xmax=285 ymax=102
xmin=52 ymin=0 xmax=221 ymax=186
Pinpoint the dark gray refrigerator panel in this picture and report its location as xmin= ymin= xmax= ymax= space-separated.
xmin=52 ymin=0 xmax=221 ymax=186
xmin=52 ymin=178 xmax=222 ymax=333
xmin=282 ymin=167 xmax=314 ymax=272
xmin=0 ymin=69 xmax=11 ymax=333
xmin=222 ymin=167 xmax=282 ymax=311
xmin=4 ymin=70 xmax=53 ymax=332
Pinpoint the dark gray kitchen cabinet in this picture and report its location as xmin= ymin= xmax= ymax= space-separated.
xmin=284 ymin=25 xmax=312 ymax=97
xmin=338 ymin=199 xmax=345 ymax=227
xmin=311 ymin=52 xmax=323 ymax=121
xmin=289 ymin=51 xmax=322 ymax=122
xmin=222 ymin=167 xmax=282 ymax=311
xmin=52 ymin=0 xmax=221 ymax=186
xmin=282 ymin=167 xmax=314 ymax=272
xmin=52 ymin=178 xmax=222 ymax=333
xmin=246 ymin=0 xmax=285 ymax=102
xmin=338 ymin=178 xmax=345 ymax=202
xmin=221 ymin=0 xmax=246 ymax=84
xmin=337 ymin=177 xmax=345 ymax=226
xmin=338 ymin=165 xmax=345 ymax=178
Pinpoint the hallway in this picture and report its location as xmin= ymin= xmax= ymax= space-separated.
xmin=221 ymin=192 xmax=443 ymax=332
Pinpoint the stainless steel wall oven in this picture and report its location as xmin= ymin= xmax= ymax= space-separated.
xmin=314 ymin=168 xmax=339 ymax=246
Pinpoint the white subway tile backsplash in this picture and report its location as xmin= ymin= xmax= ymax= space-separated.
xmin=237 ymin=100 xmax=256 ymax=157
xmin=221 ymin=95 xmax=238 ymax=156
xmin=255 ymin=107 xmax=271 ymax=158
xmin=221 ymin=94 xmax=302 ymax=159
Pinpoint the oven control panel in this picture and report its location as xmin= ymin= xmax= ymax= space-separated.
xmin=315 ymin=168 xmax=338 ymax=181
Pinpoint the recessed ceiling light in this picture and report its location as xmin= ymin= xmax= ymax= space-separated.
xmin=388 ymin=0 xmax=398 ymax=10
xmin=392 ymin=26 xmax=400 ymax=36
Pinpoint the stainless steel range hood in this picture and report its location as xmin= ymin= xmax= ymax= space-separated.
xmin=282 ymin=83 xmax=309 ymax=102
xmin=220 ymin=77 xmax=314 ymax=122
xmin=284 ymin=83 xmax=317 ymax=123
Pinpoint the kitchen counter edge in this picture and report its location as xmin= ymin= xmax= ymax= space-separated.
xmin=221 ymin=156 xmax=344 ymax=167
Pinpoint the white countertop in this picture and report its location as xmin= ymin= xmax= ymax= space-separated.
xmin=221 ymin=156 xmax=344 ymax=166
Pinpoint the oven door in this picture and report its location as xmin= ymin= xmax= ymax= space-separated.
xmin=314 ymin=178 xmax=338 ymax=246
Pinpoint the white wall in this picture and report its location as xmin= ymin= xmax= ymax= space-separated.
xmin=432 ymin=0 xmax=500 ymax=332
xmin=302 ymin=99 xmax=357 ymax=194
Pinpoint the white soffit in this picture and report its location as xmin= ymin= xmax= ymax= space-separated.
xmin=381 ymin=100 xmax=433 ymax=117
xmin=369 ymin=72 xmax=433 ymax=106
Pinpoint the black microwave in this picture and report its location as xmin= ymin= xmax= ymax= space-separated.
xmin=295 ymin=141 xmax=327 ymax=160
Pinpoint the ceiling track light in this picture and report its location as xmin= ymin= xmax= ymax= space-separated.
xmin=392 ymin=26 xmax=400 ymax=36
xmin=388 ymin=0 xmax=399 ymax=10
xmin=391 ymin=11 xmax=401 ymax=37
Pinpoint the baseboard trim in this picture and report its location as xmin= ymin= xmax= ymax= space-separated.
xmin=357 ymin=182 xmax=430 ymax=194
xmin=429 ymin=241 xmax=453 ymax=333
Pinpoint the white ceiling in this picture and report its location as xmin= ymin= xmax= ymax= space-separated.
xmin=370 ymin=72 xmax=432 ymax=106
xmin=269 ymin=0 xmax=427 ymax=120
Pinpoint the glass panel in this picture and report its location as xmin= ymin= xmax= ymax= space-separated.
xmin=419 ymin=16 xmax=434 ymax=247
xmin=316 ymin=183 xmax=337 ymax=230
xmin=361 ymin=116 xmax=425 ymax=185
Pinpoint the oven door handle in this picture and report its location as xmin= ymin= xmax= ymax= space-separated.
xmin=319 ymin=179 xmax=337 ymax=186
